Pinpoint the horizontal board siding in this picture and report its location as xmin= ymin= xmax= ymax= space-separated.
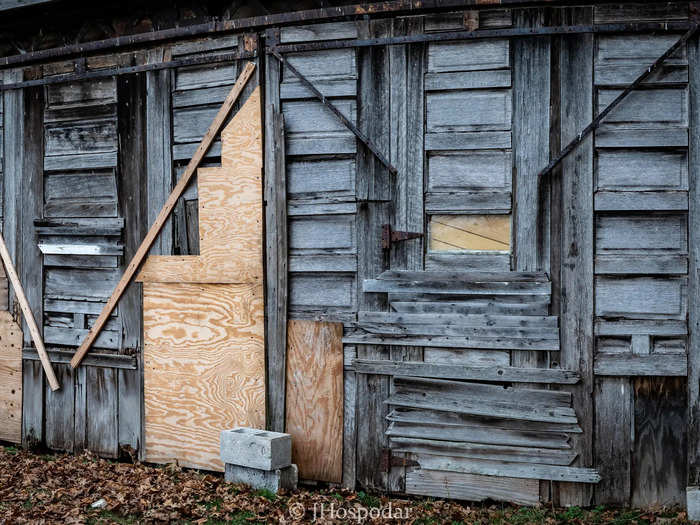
xmin=427 ymin=90 xmax=512 ymax=132
xmin=595 ymin=277 xmax=686 ymax=318
xmin=283 ymin=49 xmax=357 ymax=83
xmin=595 ymin=215 xmax=687 ymax=253
xmin=428 ymin=151 xmax=512 ymax=192
xmin=287 ymin=158 xmax=355 ymax=198
xmin=598 ymin=88 xmax=688 ymax=128
xmin=427 ymin=40 xmax=510 ymax=72
xmin=289 ymin=273 xmax=356 ymax=311
xmin=596 ymin=150 xmax=688 ymax=191
xmin=289 ymin=215 xmax=356 ymax=253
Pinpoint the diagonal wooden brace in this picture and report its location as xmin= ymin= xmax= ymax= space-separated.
xmin=269 ymin=47 xmax=398 ymax=176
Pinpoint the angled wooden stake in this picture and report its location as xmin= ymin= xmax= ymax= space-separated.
xmin=70 ymin=61 xmax=257 ymax=369
xmin=0 ymin=231 xmax=60 ymax=390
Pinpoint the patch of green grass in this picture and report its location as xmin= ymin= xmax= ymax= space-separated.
xmin=558 ymin=505 xmax=585 ymax=522
xmin=332 ymin=492 xmax=344 ymax=502
xmin=413 ymin=518 xmax=439 ymax=525
xmin=21 ymin=497 xmax=33 ymax=510
xmin=609 ymin=510 xmax=648 ymax=525
xmin=509 ymin=506 xmax=548 ymax=524
xmin=200 ymin=497 xmax=224 ymax=511
xmin=3 ymin=445 xmax=19 ymax=455
xmin=41 ymin=454 xmax=56 ymax=462
xmin=87 ymin=510 xmax=139 ymax=524
xmin=357 ymin=490 xmax=380 ymax=508
xmin=254 ymin=488 xmax=276 ymax=501
xmin=228 ymin=511 xmax=256 ymax=525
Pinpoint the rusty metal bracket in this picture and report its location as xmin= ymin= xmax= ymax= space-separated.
xmin=538 ymin=24 xmax=699 ymax=180
xmin=269 ymin=47 xmax=398 ymax=176
xmin=381 ymin=224 xmax=423 ymax=250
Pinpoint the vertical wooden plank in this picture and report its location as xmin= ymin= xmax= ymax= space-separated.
xmin=342 ymin=345 xmax=357 ymax=490
xmin=44 ymin=364 xmax=75 ymax=452
xmin=632 ymin=377 xmax=687 ymax=506
xmin=558 ymin=6 xmax=594 ymax=507
xmin=594 ymin=377 xmax=632 ymax=505
xmin=22 ymin=360 xmax=43 ymax=447
xmin=117 ymin=73 xmax=146 ymax=456
xmin=286 ymin=320 xmax=343 ymax=483
xmin=356 ymin=18 xmax=392 ymax=492
xmin=512 ymin=8 xmax=550 ymax=380
xmin=74 ymin=366 xmax=87 ymax=451
xmin=387 ymin=15 xmax=425 ymax=494
xmin=264 ymin=29 xmax=288 ymax=433
xmin=146 ymin=50 xmax=173 ymax=257
xmin=687 ymin=25 xmax=700 ymax=489
xmin=0 ymin=312 xmax=22 ymax=443
xmin=86 ymin=366 xmax=119 ymax=458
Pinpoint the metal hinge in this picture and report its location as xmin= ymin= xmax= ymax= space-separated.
xmin=381 ymin=224 xmax=423 ymax=250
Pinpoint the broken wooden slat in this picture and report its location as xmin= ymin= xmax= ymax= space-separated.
xmin=390 ymin=436 xmax=577 ymax=465
xmin=364 ymin=278 xmax=551 ymax=295
xmin=358 ymin=311 xmax=558 ymax=327
xmin=354 ymin=322 xmax=559 ymax=340
xmin=411 ymin=454 xmax=601 ymax=483
xmin=390 ymin=300 xmax=550 ymax=316
xmin=70 ymin=62 xmax=256 ymax=368
xmin=386 ymin=420 xmax=571 ymax=449
xmin=351 ymin=359 xmax=579 ymax=384
xmin=375 ymin=269 xmax=549 ymax=282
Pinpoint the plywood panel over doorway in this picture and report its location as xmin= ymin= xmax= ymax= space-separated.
xmin=0 ymin=311 xmax=23 ymax=443
xmin=138 ymin=87 xmax=265 ymax=471
xmin=286 ymin=320 xmax=343 ymax=483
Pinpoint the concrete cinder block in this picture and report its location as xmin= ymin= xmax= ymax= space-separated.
xmin=220 ymin=427 xmax=292 ymax=470
xmin=224 ymin=463 xmax=298 ymax=493
xmin=688 ymin=486 xmax=700 ymax=520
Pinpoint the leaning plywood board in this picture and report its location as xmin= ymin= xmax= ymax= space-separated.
xmin=286 ymin=320 xmax=343 ymax=483
xmin=138 ymin=86 xmax=265 ymax=471
xmin=0 ymin=311 xmax=23 ymax=443
xmin=143 ymin=282 xmax=265 ymax=471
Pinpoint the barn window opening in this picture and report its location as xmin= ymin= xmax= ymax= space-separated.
xmin=429 ymin=214 xmax=511 ymax=252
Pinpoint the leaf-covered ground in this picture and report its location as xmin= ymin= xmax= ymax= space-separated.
xmin=0 ymin=445 xmax=692 ymax=524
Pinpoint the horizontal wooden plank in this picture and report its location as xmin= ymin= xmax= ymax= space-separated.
xmin=426 ymin=252 xmax=511 ymax=272
xmin=594 ymin=2 xmax=688 ymax=23
xmin=428 ymin=40 xmax=510 ymax=72
xmin=171 ymin=35 xmax=238 ymax=57
xmin=358 ymin=311 xmax=556 ymax=326
xmin=44 ymin=326 xmax=120 ymax=349
xmin=596 ymin=150 xmax=688 ymax=191
xmin=343 ymin=332 xmax=558 ymax=350
xmin=289 ymin=215 xmax=356 ymax=253
xmin=598 ymin=88 xmax=688 ymax=128
xmin=595 ymin=319 xmax=687 ymax=336
xmin=376 ymin=270 xmax=549 ymax=283
xmin=595 ymin=255 xmax=688 ymax=275
xmin=594 ymin=191 xmax=688 ymax=211
xmin=425 ymin=191 xmax=511 ymax=214
xmin=428 ymin=151 xmax=512 ymax=192
xmin=283 ymin=99 xmax=356 ymax=134
xmin=427 ymin=90 xmax=512 ymax=132
xmin=288 ymin=254 xmax=356 ymax=273
xmin=354 ymin=321 xmax=558 ymax=339
xmin=280 ymin=21 xmax=359 ymax=43
xmin=596 ymin=215 xmax=687 ymax=253
xmin=387 ymin=408 xmax=581 ymax=434
xmin=594 ymin=353 xmax=687 ymax=376
xmin=289 ymin=273 xmax=356 ymax=310
xmin=44 ymin=152 xmax=118 ymax=171
xmin=38 ymin=243 xmax=123 ymax=256
xmin=595 ymin=128 xmax=688 ymax=148
xmin=43 ymin=255 xmax=119 ymax=268
xmin=287 ymin=200 xmax=357 ymax=216
xmin=364 ymin=278 xmax=550 ymax=295
xmin=44 ymin=298 xmax=115 ymax=316
xmin=287 ymin=158 xmax=355 ymax=198
xmin=351 ymin=359 xmax=578 ymax=383
xmin=405 ymin=469 xmax=539 ymax=506
xmin=387 ymin=421 xmax=571 ymax=449
xmin=595 ymin=276 xmax=687 ymax=318
xmin=23 ymin=347 xmax=135 ymax=369
xmin=425 ymin=130 xmax=511 ymax=151
xmin=391 ymin=436 xmax=576 ymax=465
xmin=282 ymin=49 xmax=357 ymax=82
xmin=390 ymin=300 xmax=550 ymax=316
xmin=425 ymin=70 xmax=511 ymax=91
xmin=286 ymin=135 xmax=356 ymax=156
xmin=281 ymin=78 xmax=356 ymax=100
xmin=44 ymin=268 xmax=119 ymax=300
xmin=411 ymin=454 xmax=600 ymax=483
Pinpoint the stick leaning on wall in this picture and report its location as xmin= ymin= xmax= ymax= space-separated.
xmin=0 ymin=232 xmax=60 ymax=390
xmin=70 ymin=61 xmax=257 ymax=369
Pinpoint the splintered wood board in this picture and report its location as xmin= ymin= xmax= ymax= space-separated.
xmin=0 ymin=311 xmax=23 ymax=443
xmin=286 ymin=320 xmax=343 ymax=482
xmin=143 ymin=282 xmax=265 ymax=471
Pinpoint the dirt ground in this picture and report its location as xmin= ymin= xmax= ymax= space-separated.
xmin=0 ymin=445 xmax=692 ymax=524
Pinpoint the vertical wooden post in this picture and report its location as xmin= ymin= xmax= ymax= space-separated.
xmin=355 ymin=18 xmax=392 ymax=492
xmin=558 ymin=6 xmax=595 ymax=507
xmin=264 ymin=27 xmax=288 ymax=434
xmin=687 ymin=22 xmax=700 ymax=488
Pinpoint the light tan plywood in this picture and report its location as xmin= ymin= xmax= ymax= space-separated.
xmin=140 ymin=85 xmax=265 ymax=471
xmin=286 ymin=320 xmax=343 ymax=483
xmin=430 ymin=214 xmax=511 ymax=252
xmin=0 ymin=311 xmax=23 ymax=443
xmin=143 ymin=282 xmax=265 ymax=471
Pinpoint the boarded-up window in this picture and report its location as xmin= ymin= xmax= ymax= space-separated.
xmin=429 ymin=214 xmax=511 ymax=252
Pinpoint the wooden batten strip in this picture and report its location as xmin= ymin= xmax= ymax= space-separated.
xmin=70 ymin=62 xmax=256 ymax=368
xmin=343 ymin=332 xmax=560 ymax=351
xmin=351 ymin=359 xmax=579 ymax=384
xmin=594 ymin=353 xmax=687 ymax=377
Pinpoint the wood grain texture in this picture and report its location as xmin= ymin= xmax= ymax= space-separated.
xmin=0 ymin=311 xmax=22 ymax=443
xmin=138 ymin=86 xmax=263 ymax=285
xmin=143 ymin=282 xmax=265 ymax=471
xmin=285 ymin=320 xmax=343 ymax=482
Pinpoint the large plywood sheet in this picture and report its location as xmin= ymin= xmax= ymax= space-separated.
xmin=0 ymin=311 xmax=23 ymax=443
xmin=286 ymin=320 xmax=343 ymax=482
xmin=140 ymin=86 xmax=265 ymax=471
xmin=143 ymin=282 xmax=265 ymax=471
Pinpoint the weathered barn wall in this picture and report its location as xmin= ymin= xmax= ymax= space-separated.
xmin=0 ymin=0 xmax=698 ymax=509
